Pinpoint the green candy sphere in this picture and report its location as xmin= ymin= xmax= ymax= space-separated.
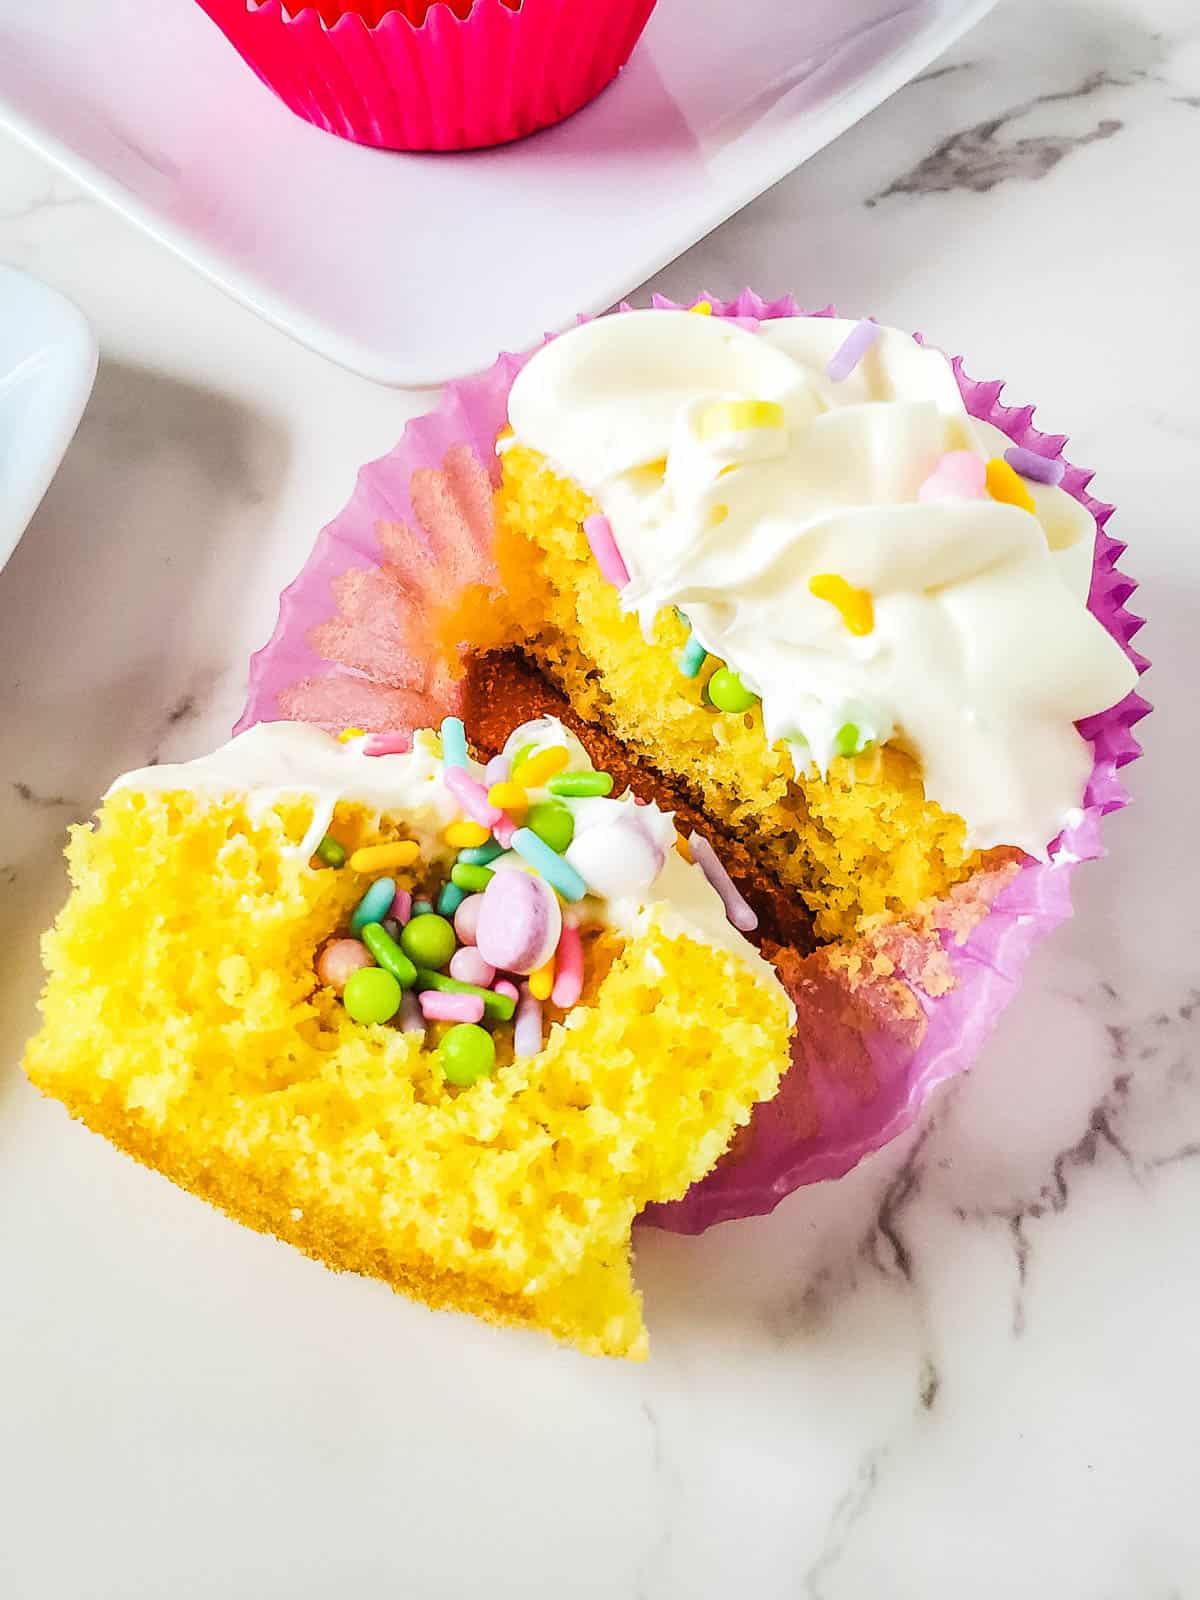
xmin=343 ymin=966 xmax=402 ymax=1025
xmin=526 ymin=800 xmax=575 ymax=853
xmin=439 ymin=1023 xmax=497 ymax=1087
xmin=399 ymin=912 xmax=458 ymax=971
xmin=706 ymin=667 xmax=760 ymax=714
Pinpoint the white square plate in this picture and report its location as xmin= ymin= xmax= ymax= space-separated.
xmin=0 ymin=0 xmax=992 ymax=385
xmin=0 ymin=263 xmax=96 ymax=575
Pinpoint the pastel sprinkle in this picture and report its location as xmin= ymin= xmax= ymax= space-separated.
xmin=809 ymin=573 xmax=874 ymax=636
xmin=689 ymin=300 xmax=713 ymax=315
xmin=444 ymin=766 xmax=502 ymax=827
xmin=513 ymin=989 xmax=544 ymax=1059
xmin=348 ymin=839 xmax=419 ymax=874
xmin=494 ymin=816 xmax=517 ymax=849
xmin=420 ymin=990 xmax=485 ymax=1025
xmin=529 ymin=956 xmax=555 ymax=1002
xmin=452 ymin=862 xmax=494 ymax=893
xmin=550 ymin=924 xmax=583 ymax=1009
xmin=440 ymin=716 xmax=468 ymax=769
xmin=398 ymin=989 xmax=425 ymax=1034
xmin=350 ymin=878 xmax=396 ymax=935
xmin=487 ymin=781 xmax=529 ymax=817
xmin=361 ymin=922 xmax=418 ymax=989
xmin=679 ymin=636 xmax=708 ymax=678
xmin=510 ymin=828 xmax=588 ymax=902
xmin=493 ymin=979 xmax=519 ymax=1003
xmin=986 ymin=456 xmax=1036 ymax=514
xmin=363 ymin=731 xmax=411 ymax=757
xmin=583 ymin=514 xmax=631 ymax=590
xmin=1004 ymin=444 xmax=1065 ymax=487
xmin=415 ymin=969 xmax=516 ymax=1023
xmin=449 ymin=947 xmax=496 ymax=987
xmin=458 ymin=840 xmax=504 ymax=866
xmin=411 ymin=899 xmax=434 ymax=917
xmin=314 ymin=834 xmax=346 ymax=868
xmin=316 ymin=938 xmax=374 ymax=993
xmin=826 ymin=319 xmax=881 ymax=382
xmin=453 ymin=893 xmax=486 ymax=945
xmin=696 ymin=399 xmax=785 ymax=439
xmin=687 ymin=832 xmax=759 ymax=933
xmin=516 ymin=746 xmax=570 ymax=789
xmin=484 ymin=753 xmax=511 ymax=785
xmin=389 ymin=887 xmax=413 ymax=925
xmin=337 ymin=727 xmax=365 ymax=743
xmin=437 ymin=881 xmax=467 ymax=918
xmin=444 ymin=818 xmax=491 ymax=850
xmin=548 ymin=770 xmax=614 ymax=798
xmin=834 ymin=722 xmax=863 ymax=759
xmin=917 ymin=450 xmax=987 ymax=503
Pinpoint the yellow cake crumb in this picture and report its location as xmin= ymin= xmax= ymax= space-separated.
xmin=487 ymin=442 xmax=993 ymax=941
xmin=24 ymin=788 xmax=792 ymax=1359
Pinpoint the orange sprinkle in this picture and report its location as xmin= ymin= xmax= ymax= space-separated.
xmin=808 ymin=573 xmax=874 ymax=636
xmin=517 ymin=746 xmax=569 ymax=788
xmin=986 ymin=456 xmax=1036 ymax=513
xmin=348 ymin=840 xmax=420 ymax=873
xmin=529 ymin=958 xmax=555 ymax=1001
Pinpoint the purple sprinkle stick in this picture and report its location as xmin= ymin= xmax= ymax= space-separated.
xmin=399 ymin=989 xmax=425 ymax=1034
xmin=826 ymin=319 xmax=882 ymax=383
xmin=513 ymin=987 xmax=544 ymax=1059
xmin=1004 ymin=445 xmax=1066 ymax=487
xmin=687 ymin=831 xmax=759 ymax=933
xmin=484 ymin=753 xmax=511 ymax=785
xmin=583 ymin=514 xmax=631 ymax=589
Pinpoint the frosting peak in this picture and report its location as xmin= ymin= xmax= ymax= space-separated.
xmin=505 ymin=310 xmax=1138 ymax=857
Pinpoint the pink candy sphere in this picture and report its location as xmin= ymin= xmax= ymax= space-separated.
xmin=475 ymin=871 xmax=562 ymax=976
xmin=316 ymin=938 xmax=374 ymax=993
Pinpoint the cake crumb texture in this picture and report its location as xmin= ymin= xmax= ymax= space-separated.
xmin=491 ymin=442 xmax=997 ymax=941
xmin=24 ymin=788 xmax=791 ymax=1359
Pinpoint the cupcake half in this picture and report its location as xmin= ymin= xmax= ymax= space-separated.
xmin=24 ymin=717 xmax=792 ymax=1359
xmin=242 ymin=295 xmax=1147 ymax=1231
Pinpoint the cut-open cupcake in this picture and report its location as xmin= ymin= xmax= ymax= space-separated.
xmin=24 ymin=717 xmax=793 ymax=1359
xmin=247 ymin=298 xmax=1145 ymax=1230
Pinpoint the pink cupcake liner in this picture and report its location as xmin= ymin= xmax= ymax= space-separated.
xmin=194 ymin=0 xmax=659 ymax=152
xmin=237 ymin=290 xmax=1150 ymax=1235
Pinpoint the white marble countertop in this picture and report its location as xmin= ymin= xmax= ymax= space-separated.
xmin=0 ymin=1 xmax=1195 ymax=1595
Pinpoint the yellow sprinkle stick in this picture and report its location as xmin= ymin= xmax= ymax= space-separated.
xmin=690 ymin=300 xmax=713 ymax=315
xmin=674 ymin=834 xmax=693 ymax=863
xmin=487 ymin=781 xmax=529 ymax=816
xmin=808 ymin=573 xmax=875 ymax=636
xmin=349 ymin=840 xmax=420 ymax=873
xmin=443 ymin=820 xmax=491 ymax=850
xmin=986 ymin=456 xmax=1036 ymax=513
xmin=696 ymin=399 xmax=785 ymax=440
xmin=517 ymin=746 xmax=569 ymax=789
xmin=529 ymin=958 xmax=555 ymax=1001
xmin=337 ymin=727 xmax=365 ymax=743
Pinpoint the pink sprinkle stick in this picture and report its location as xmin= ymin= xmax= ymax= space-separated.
xmin=389 ymin=888 xmax=413 ymax=926
xmin=494 ymin=815 xmax=517 ymax=848
xmin=363 ymin=730 xmax=413 ymax=757
xmin=826 ymin=319 xmax=881 ymax=383
xmin=399 ymin=989 xmax=425 ymax=1034
xmin=419 ymin=990 xmax=485 ymax=1024
xmin=493 ymin=979 xmax=519 ymax=1003
xmin=443 ymin=766 xmax=502 ymax=827
xmin=583 ymin=514 xmax=631 ymax=589
xmin=484 ymin=753 xmax=511 ymax=785
xmin=687 ymin=831 xmax=759 ymax=933
xmin=550 ymin=923 xmax=584 ymax=1008
xmin=513 ymin=988 xmax=544 ymax=1059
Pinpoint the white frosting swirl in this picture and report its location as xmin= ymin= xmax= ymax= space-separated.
xmin=505 ymin=310 xmax=1138 ymax=858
